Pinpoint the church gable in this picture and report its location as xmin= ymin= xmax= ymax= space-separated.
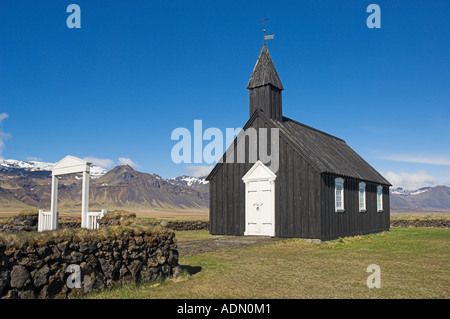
xmin=206 ymin=109 xmax=314 ymax=181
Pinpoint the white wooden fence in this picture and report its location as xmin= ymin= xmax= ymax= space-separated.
xmin=38 ymin=210 xmax=56 ymax=232
xmin=38 ymin=209 xmax=108 ymax=232
xmin=87 ymin=209 xmax=108 ymax=230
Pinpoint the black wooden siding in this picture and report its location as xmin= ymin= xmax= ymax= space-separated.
xmin=249 ymin=85 xmax=282 ymax=121
xmin=320 ymin=174 xmax=390 ymax=240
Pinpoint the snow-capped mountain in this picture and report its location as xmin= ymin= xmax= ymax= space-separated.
xmin=0 ymin=159 xmax=54 ymax=172
xmin=0 ymin=159 xmax=208 ymax=186
xmin=0 ymin=163 xmax=209 ymax=212
xmin=169 ymin=175 xmax=209 ymax=187
xmin=391 ymin=187 xmax=431 ymax=196
xmin=86 ymin=165 xmax=108 ymax=179
xmin=0 ymin=159 xmax=107 ymax=179
xmin=390 ymin=185 xmax=450 ymax=212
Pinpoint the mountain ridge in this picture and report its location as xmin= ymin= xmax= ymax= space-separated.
xmin=0 ymin=160 xmax=209 ymax=213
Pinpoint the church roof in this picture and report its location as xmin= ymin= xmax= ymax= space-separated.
xmin=275 ymin=115 xmax=391 ymax=185
xmin=206 ymin=110 xmax=391 ymax=186
xmin=247 ymin=44 xmax=284 ymax=90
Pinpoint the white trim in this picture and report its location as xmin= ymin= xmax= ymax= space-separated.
xmin=50 ymin=175 xmax=59 ymax=229
xmin=52 ymin=155 xmax=91 ymax=176
xmin=81 ymin=171 xmax=90 ymax=228
xmin=359 ymin=182 xmax=366 ymax=212
xmin=87 ymin=209 xmax=108 ymax=230
xmin=242 ymin=161 xmax=276 ymax=237
xmin=38 ymin=210 xmax=53 ymax=232
xmin=335 ymin=177 xmax=345 ymax=212
xmin=242 ymin=160 xmax=277 ymax=182
xmin=377 ymin=185 xmax=384 ymax=212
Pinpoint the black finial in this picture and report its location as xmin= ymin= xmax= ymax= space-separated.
xmin=260 ymin=16 xmax=268 ymax=44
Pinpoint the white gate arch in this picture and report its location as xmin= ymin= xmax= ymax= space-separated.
xmin=38 ymin=155 xmax=107 ymax=232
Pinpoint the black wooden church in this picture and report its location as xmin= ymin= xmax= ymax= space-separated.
xmin=206 ymin=43 xmax=391 ymax=240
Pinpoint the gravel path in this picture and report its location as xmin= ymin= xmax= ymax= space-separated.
xmin=177 ymin=236 xmax=283 ymax=256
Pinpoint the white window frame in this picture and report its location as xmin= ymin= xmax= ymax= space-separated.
xmin=335 ymin=178 xmax=345 ymax=212
xmin=377 ymin=185 xmax=383 ymax=212
xmin=359 ymin=182 xmax=366 ymax=212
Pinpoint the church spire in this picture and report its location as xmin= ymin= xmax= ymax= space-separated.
xmin=247 ymin=43 xmax=284 ymax=121
xmin=247 ymin=43 xmax=284 ymax=91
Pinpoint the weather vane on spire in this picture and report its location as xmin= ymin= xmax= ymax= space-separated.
xmin=260 ymin=16 xmax=274 ymax=44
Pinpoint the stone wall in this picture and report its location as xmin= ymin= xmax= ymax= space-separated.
xmin=59 ymin=220 xmax=81 ymax=230
xmin=98 ymin=218 xmax=210 ymax=231
xmin=0 ymin=215 xmax=83 ymax=233
xmin=0 ymin=215 xmax=212 ymax=233
xmin=0 ymin=222 xmax=14 ymax=233
xmin=390 ymin=219 xmax=449 ymax=228
xmin=98 ymin=218 xmax=121 ymax=228
xmin=159 ymin=220 xmax=210 ymax=231
xmin=0 ymin=227 xmax=181 ymax=299
xmin=0 ymin=214 xmax=38 ymax=233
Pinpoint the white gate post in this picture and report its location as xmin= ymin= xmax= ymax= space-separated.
xmin=50 ymin=175 xmax=58 ymax=230
xmin=81 ymin=171 xmax=90 ymax=228
xmin=38 ymin=209 xmax=43 ymax=232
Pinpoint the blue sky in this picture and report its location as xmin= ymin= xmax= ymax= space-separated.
xmin=0 ymin=0 xmax=449 ymax=189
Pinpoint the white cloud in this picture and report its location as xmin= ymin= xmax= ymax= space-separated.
xmin=118 ymin=157 xmax=140 ymax=168
xmin=0 ymin=113 xmax=10 ymax=159
xmin=381 ymin=154 xmax=450 ymax=166
xmin=384 ymin=170 xmax=437 ymax=190
xmin=0 ymin=113 xmax=8 ymax=123
xmin=84 ymin=156 xmax=115 ymax=169
xmin=186 ymin=165 xmax=214 ymax=178
xmin=26 ymin=156 xmax=43 ymax=161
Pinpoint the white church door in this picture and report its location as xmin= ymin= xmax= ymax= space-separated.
xmin=242 ymin=161 xmax=276 ymax=236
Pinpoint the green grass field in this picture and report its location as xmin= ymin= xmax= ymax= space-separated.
xmin=87 ymin=227 xmax=449 ymax=299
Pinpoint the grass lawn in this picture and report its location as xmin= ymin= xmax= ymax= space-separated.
xmin=174 ymin=229 xmax=220 ymax=242
xmin=87 ymin=227 xmax=449 ymax=299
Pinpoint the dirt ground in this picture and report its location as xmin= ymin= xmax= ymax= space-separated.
xmin=177 ymin=236 xmax=283 ymax=256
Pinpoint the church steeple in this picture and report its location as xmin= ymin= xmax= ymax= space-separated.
xmin=247 ymin=43 xmax=283 ymax=121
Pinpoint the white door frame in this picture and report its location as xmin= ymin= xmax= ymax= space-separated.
xmin=242 ymin=160 xmax=276 ymax=236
